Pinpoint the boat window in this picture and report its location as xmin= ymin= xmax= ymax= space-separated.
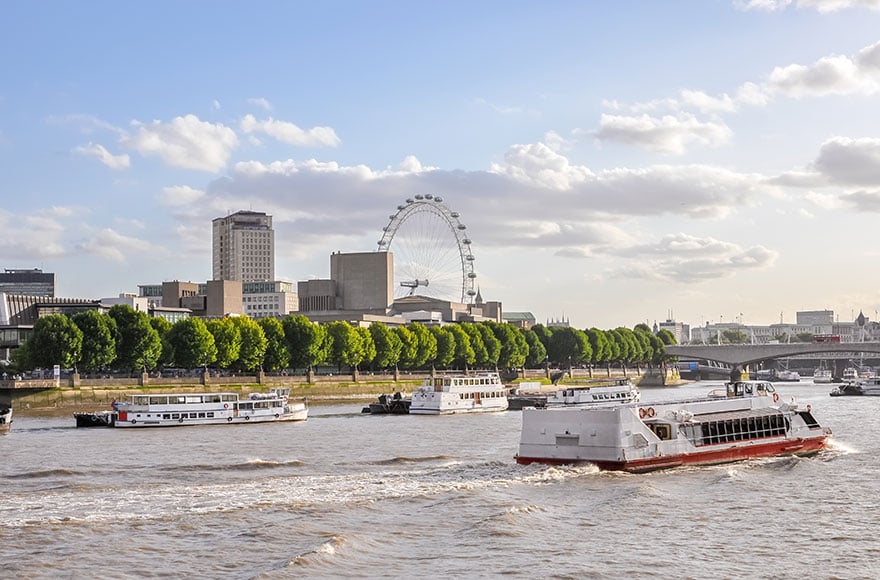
xmin=163 ymin=414 xmax=170 ymax=419
xmin=171 ymin=413 xmax=180 ymax=419
xmin=198 ymin=412 xmax=206 ymax=418
xmin=207 ymin=412 xmax=214 ymax=418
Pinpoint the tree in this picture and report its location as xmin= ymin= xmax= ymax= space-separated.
xmin=585 ymin=328 xmax=612 ymax=368
xmin=446 ymin=324 xmax=475 ymax=369
xmin=795 ymin=332 xmax=814 ymax=343
xmin=369 ymin=322 xmax=402 ymax=370
xmin=206 ymin=317 xmax=243 ymax=369
xmin=547 ymin=327 xmax=590 ymax=367
xmin=149 ymin=317 xmax=174 ymax=369
xmin=357 ymin=326 xmax=377 ymax=368
xmin=167 ymin=318 xmax=217 ymax=369
xmin=656 ymin=329 xmax=677 ymax=346
xmin=722 ymin=329 xmax=750 ymax=345
xmin=259 ymin=317 xmax=290 ymax=372
xmin=394 ymin=325 xmax=419 ymax=369
xmin=326 ymin=321 xmax=365 ymax=370
xmin=107 ymin=305 xmax=162 ymax=372
xmin=476 ymin=323 xmax=501 ymax=368
xmin=521 ymin=328 xmax=547 ymax=368
xmin=72 ymin=311 xmax=116 ymax=373
xmin=283 ymin=314 xmax=328 ymax=370
xmin=232 ymin=316 xmax=268 ymax=371
xmin=24 ymin=314 xmax=83 ymax=370
xmin=489 ymin=322 xmax=529 ymax=368
xmin=408 ymin=323 xmax=437 ymax=369
xmin=430 ymin=326 xmax=455 ymax=369
xmin=461 ymin=323 xmax=488 ymax=367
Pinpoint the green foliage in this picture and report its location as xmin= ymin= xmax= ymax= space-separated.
xmin=521 ymin=328 xmax=547 ymax=368
xmin=357 ymin=326 xmax=376 ymax=369
xmin=167 ymin=318 xmax=217 ymax=369
xmin=656 ymin=329 xmax=677 ymax=346
xmin=206 ymin=317 xmax=242 ymax=369
xmin=259 ymin=317 xmax=290 ymax=371
xmin=795 ymin=332 xmax=814 ymax=343
xmin=326 ymin=321 xmax=365 ymax=369
xmin=25 ymin=314 xmax=83 ymax=369
xmin=488 ymin=322 xmax=528 ymax=368
xmin=283 ymin=314 xmax=328 ymax=369
xmin=547 ymin=327 xmax=590 ymax=366
xmin=722 ymin=329 xmax=750 ymax=344
xmin=108 ymin=305 xmax=162 ymax=372
xmin=232 ymin=316 xmax=268 ymax=371
xmin=446 ymin=324 xmax=475 ymax=369
xmin=461 ymin=323 xmax=488 ymax=367
xmin=394 ymin=326 xmax=419 ymax=369
xmin=407 ymin=323 xmax=437 ymax=369
xmin=585 ymin=328 xmax=612 ymax=365
xmin=430 ymin=326 xmax=455 ymax=368
xmin=369 ymin=322 xmax=403 ymax=369
xmin=476 ymin=324 xmax=502 ymax=368
xmin=149 ymin=317 xmax=174 ymax=368
xmin=72 ymin=311 xmax=117 ymax=372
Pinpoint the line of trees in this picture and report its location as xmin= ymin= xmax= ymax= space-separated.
xmin=11 ymin=305 xmax=676 ymax=375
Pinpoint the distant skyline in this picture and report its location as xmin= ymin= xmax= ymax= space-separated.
xmin=4 ymin=1 xmax=880 ymax=330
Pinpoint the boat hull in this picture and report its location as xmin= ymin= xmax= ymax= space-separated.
xmin=516 ymin=433 xmax=829 ymax=473
xmin=74 ymin=412 xmax=116 ymax=427
xmin=115 ymin=405 xmax=307 ymax=427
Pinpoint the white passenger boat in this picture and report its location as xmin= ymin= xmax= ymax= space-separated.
xmin=0 ymin=406 xmax=12 ymax=433
xmin=515 ymin=380 xmax=831 ymax=472
xmin=842 ymin=367 xmax=859 ymax=381
xmin=409 ymin=372 xmax=508 ymax=414
xmin=812 ymin=368 xmax=834 ymax=384
xmin=113 ymin=388 xmax=307 ymax=428
xmin=545 ymin=379 xmax=640 ymax=407
xmin=774 ymin=370 xmax=801 ymax=382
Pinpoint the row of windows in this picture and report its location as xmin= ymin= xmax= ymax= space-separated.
xmin=676 ymin=414 xmax=791 ymax=446
xmin=459 ymin=391 xmax=505 ymax=399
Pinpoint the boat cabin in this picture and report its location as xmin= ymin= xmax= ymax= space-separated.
xmin=709 ymin=381 xmax=776 ymax=399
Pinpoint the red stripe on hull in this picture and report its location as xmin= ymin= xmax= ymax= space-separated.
xmin=515 ymin=434 xmax=830 ymax=473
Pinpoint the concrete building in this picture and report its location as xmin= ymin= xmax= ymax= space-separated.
xmin=139 ymin=281 xmax=244 ymax=318
xmin=689 ymin=310 xmax=869 ymax=344
xmin=242 ymin=281 xmax=298 ymax=319
xmin=330 ymin=251 xmax=393 ymax=313
xmin=657 ymin=319 xmax=691 ymax=344
xmin=212 ymin=210 xmax=275 ymax=282
xmin=796 ymin=310 xmax=834 ymax=326
xmin=0 ymin=268 xmax=55 ymax=297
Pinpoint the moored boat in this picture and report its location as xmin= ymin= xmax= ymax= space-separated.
xmin=830 ymin=377 xmax=880 ymax=397
xmin=0 ymin=406 xmax=12 ymax=433
xmin=409 ymin=372 xmax=508 ymax=414
xmin=774 ymin=370 xmax=801 ymax=382
xmin=545 ymin=379 xmax=640 ymax=407
xmin=74 ymin=411 xmax=117 ymax=427
xmin=113 ymin=388 xmax=307 ymax=427
xmin=362 ymin=392 xmax=412 ymax=414
xmin=515 ymin=380 xmax=831 ymax=472
xmin=812 ymin=368 xmax=834 ymax=384
xmin=842 ymin=367 xmax=859 ymax=381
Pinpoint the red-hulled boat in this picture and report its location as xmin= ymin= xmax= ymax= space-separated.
xmin=515 ymin=380 xmax=831 ymax=473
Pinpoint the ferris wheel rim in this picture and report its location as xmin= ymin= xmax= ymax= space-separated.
xmin=377 ymin=195 xmax=476 ymax=304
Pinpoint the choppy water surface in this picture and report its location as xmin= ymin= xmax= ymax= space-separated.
xmin=1 ymin=381 xmax=877 ymax=579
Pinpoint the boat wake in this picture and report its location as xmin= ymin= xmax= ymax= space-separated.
xmin=5 ymin=468 xmax=84 ymax=479
xmin=163 ymin=458 xmax=306 ymax=473
xmin=367 ymin=454 xmax=456 ymax=465
xmin=287 ymin=535 xmax=346 ymax=567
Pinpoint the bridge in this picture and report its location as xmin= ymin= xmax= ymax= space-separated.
xmin=665 ymin=342 xmax=880 ymax=366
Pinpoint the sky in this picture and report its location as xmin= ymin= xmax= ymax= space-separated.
xmin=4 ymin=0 xmax=880 ymax=330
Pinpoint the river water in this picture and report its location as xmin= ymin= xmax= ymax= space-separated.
xmin=1 ymin=381 xmax=876 ymax=579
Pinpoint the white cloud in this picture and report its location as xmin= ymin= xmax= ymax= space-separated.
xmin=812 ymin=137 xmax=880 ymax=186
xmin=736 ymin=0 xmax=880 ymax=11
xmin=122 ymin=114 xmax=239 ymax=173
xmin=489 ymin=141 xmax=594 ymax=189
xmin=605 ymin=233 xmax=778 ymax=283
xmin=841 ymin=189 xmax=880 ymax=211
xmin=212 ymin=99 xmax=222 ymax=110
xmin=594 ymin=113 xmax=732 ymax=154
xmin=72 ymin=142 xmax=131 ymax=169
xmin=160 ymin=185 xmax=206 ymax=207
xmin=74 ymin=228 xmax=156 ymax=262
xmin=240 ymin=114 xmax=340 ymax=147
xmin=766 ymin=54 xmax=878 ymax=97
xmin=247 ymin=97 xmax=273 ymax=111
xmin=0 ymin=209 xmax=72 ymax=259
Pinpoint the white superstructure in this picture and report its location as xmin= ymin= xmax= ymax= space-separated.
xmin=114 ymin=388 xmax=307 ymax=427
xmin=545 ymin=380 xmax=640 ymax=407
xmin=409 ymin=372 xmax=508 ymax=414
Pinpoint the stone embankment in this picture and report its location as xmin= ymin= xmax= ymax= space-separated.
xmin=3 ymin=367 xmax=686 ymax=416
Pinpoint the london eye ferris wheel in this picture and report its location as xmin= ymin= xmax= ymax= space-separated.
xmin=377 ymin=194 xmax=477 ymax=304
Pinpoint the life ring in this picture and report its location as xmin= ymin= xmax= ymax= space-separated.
xmin=131 ymin=419 xmax=137 ymax=424
xmin=274 ymin=413 xmax=279 ymax=419
xmin=647 ymin=407 xmax=655 ymax=418
xmin=178 ymin=417 xmax=184 ymax=423
xmin=638 ymin=408 xmax=647 ymax=419
xmin=224 ymin=403 xmax=229 ymax=409
xmin=773 ymin=393 xmax=780 ymax=403
xmin=227 ymin=417 xmax=233 ymax=423
xmin=245 ymin=415 xmax=250 ymax=421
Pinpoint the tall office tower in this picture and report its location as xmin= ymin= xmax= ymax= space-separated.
xmin=0 ymin=268 xmax=55 ymax=297
xmin=212 ymin=211 xmax=275 ymax=282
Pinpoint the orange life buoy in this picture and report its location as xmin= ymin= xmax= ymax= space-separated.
xmin=647 ymin=407 xmax=655 ymax=418
xmin=773 ymin=393 xmax=780 ymax=403
xmin=638 ymin=407 xmax=647 ymax=419
xmin=224 ymin=403 xmax=229 ymax=409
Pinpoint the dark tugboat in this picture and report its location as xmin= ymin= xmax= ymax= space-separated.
xmin=74 ymin=410 xmax=117 ymax=427
xmin=362 ymin=392 xmax=411 ymax=414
